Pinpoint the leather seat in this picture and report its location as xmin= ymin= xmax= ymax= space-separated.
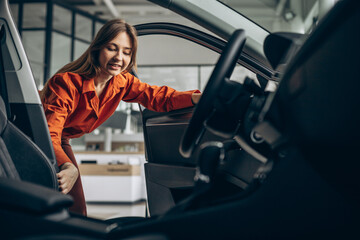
xmin=0 ymin=97 xmax=58 ymax=188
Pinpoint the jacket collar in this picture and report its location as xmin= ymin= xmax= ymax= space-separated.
xmin=112 ymin=74 xmax=127 ymax=93
xmin=82 ymin=77 xmax=95 ymax=94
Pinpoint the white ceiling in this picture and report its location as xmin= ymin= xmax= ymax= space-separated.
xmin=62 ymin=0 xmax=282 ymax=26
xmin=60 ymin=0 xmax=331 ymax=34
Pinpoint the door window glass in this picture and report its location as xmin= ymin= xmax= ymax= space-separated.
xmin=137 ymin=66 xmax=199 ymax=91
xmin=200 ymin=65 xmax=257 ymax=90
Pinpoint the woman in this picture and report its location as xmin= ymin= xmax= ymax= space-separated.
xmin=39 ymin=19 xmax=201 ymax=216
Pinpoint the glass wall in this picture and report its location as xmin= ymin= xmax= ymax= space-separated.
xmin=53 ymin=5 xmax=72 ymax=34
xmin=75 ymin=14 xmax=92 ymax=41
xmin=50 ymin=32 xmax=71 ymax=76
xmin=9 ymin=0 xmax=105 ymax=88
xmin=23 ymin=3 xmax=46 ymax=28
xmin=9 ymin=0 xmax=105 ymax=150
xmin=22 ymin=31 xmax=45 ymax=86
xmin=19 ymin=2 xmax=47 ymax=88
xmin=9 ymin=0 xmax=256 ymax=152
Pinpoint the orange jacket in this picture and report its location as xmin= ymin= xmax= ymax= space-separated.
xmin=40 ymin=72 xmax=199 ymax=166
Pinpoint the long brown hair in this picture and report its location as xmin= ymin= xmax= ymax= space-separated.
xmin=56 ymin=19 xmax=138 ymax=78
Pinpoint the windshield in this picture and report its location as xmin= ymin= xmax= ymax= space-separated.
xmin=218 ymin=0 xmax=338 ymax=33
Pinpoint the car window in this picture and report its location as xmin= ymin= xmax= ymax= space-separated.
xmin=137 ymin=34 xmax=218 ymax=91
xmin=137 ymin=34 xmax=256 ymax=92
xmin=200 ymin=65 xmax=257 ymax=91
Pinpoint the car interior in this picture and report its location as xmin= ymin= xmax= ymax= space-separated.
xmin=0 ymin=0 xmax=359 ymax=239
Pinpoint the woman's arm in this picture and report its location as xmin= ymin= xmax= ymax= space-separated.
xmin=40 ymin=74 xmax=79 ymax=194
xmin=122 ymin=74 xmax=201 ymax=112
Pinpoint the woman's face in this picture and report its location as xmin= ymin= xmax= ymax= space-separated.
xmin=98 ymin=31 xmax=132 ymax=80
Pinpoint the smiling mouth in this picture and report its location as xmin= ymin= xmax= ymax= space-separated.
xmin=109 ymin=63 xmax=122 ymax=68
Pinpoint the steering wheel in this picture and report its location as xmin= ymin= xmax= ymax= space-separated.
xmin=180 ymin=29 xmax=246 ymax=158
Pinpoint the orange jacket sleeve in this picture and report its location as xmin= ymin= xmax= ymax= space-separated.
xmin=40 ymin=75 xmax=78 ymax=166
xmin=122 ymin=74 xmax=200 ymax=112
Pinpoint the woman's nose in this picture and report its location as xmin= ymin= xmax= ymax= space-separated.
xmin=114 ymin=51 xmax=123 ymax=61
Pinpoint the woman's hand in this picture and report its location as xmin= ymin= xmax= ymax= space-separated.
xmin=57 ymin=162 xmax=79 ymax=194
xmin=191 ymin=92 xmax=202 ymax=105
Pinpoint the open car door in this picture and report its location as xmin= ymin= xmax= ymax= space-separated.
xmin=134 ymin=22 xmax=273 ymax=216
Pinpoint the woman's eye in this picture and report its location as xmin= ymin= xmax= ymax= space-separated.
xmin=107 ymin=47 xmax=116 ymax=51
xmin=124 ymin=51 xmax=131 ymax=56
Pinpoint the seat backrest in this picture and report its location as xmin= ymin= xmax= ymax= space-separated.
xmin=0 ymin=95 xmax=58 ymax=189
xmin=0 ymin=98 xmax=20 ymax=180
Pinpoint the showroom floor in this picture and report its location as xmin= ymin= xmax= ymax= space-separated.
xmin=86 ymin=201 xmax=147 ymax=220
